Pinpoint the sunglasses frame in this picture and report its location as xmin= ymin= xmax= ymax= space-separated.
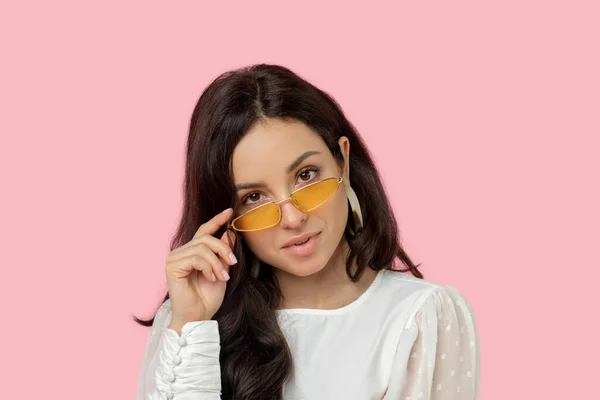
xmin=229 ymin=176 xmax=344 ymax=232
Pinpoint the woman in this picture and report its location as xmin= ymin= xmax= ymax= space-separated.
xmin=135 ymin=64 xmax=480 ymax=399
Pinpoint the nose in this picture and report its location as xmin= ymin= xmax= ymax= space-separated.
xmin=279 ymin=200 xmax=307 ymax=229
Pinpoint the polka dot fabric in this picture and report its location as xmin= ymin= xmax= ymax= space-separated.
xmin=386 ymin=286 xmax=479 ymax=399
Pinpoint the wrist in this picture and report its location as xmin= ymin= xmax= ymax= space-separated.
xmin=169 ymin=316 xmax=209 ymax=335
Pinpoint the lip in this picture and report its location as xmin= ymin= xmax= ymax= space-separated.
xmin=281 ymin=231 xmax=321 ymax=248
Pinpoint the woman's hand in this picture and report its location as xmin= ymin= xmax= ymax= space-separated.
xmin=165 ymin=208 xmax=237 ymax=334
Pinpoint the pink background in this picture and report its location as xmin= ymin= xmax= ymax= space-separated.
xmin=1 ymin=1 xmax=598 ymax=398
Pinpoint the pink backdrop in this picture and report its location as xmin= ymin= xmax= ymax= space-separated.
xmin=1 ymin=1 xmax=598 ymax=398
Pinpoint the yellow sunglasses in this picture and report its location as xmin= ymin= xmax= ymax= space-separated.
xmin=230 ymin=177 xmax=343 ymax=232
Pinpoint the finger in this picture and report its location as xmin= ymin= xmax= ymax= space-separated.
xmin=193 ymin=255 xmax=219 ymax=282
xmin=169 ymin=235 xmax=237 ymax=266
xmin=168 ymin=244 xmax=227 ymax=281
xmin=193 ymin=208 xmax=234 ymax=240
xmin=220 ymin=229 xmax=237 ymax=249
xmin=170 ymin=235 xmax=210 ymax=256
xmin=168 ymin=254 xmax=216 ymax=282
xmin=195 ymin=244 xmax=231 ymax=281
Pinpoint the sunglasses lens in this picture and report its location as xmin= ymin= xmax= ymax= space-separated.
xmin=292 ymin=178 xmax=340 ymax=211
xmin=231 ymin=178 xmax=341 ymax=232
xmin=231 ymin=202 xmax=280 ymax=231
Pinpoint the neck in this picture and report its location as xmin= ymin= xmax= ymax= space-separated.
xmin=274 ymin=237 xmax=378 ymax=310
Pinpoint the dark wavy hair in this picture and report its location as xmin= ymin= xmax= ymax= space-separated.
xmin=135 ymin=64 xmax=423 ymax=399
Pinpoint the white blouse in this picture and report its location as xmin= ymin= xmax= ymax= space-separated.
xmin=136 ymin=269 xmax=480 ymax=399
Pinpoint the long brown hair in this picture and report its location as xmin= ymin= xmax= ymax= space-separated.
xmin=135 ymin=64 xmax=423 ymax=399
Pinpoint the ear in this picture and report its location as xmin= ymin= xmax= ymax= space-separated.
xmin=338 ymin=136 xmax=351 ymax=182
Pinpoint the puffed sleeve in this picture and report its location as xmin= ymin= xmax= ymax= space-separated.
xmin=386 ymin=286 xmax=480 ymax=399
xmin=136 ymin=300 xmax=222 ymax=400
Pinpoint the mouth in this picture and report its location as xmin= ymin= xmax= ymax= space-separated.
xmin=282 ymin=231 xmax=320 ymax=248
xmin=282 ymin=232 xmax=321 ymax=257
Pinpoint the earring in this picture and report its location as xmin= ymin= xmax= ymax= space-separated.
xmin=251 ymin=257 xmax=261 ymax=278
xmin=344 ymin=184 xmax=363 ymax=235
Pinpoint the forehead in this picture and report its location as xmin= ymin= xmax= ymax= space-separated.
xmin=231 ymin=119 xmax=329 ymax=182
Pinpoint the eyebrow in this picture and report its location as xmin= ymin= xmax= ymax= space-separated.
xmin=235 ymin=150 xmax=322 ymax=191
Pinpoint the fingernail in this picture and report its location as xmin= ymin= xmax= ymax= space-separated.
xmin=229 ymin=253 xmax=238 ymax=264
xmin=211 ymin=273 xmax=216 ymax=282
xmin=222 ymin=270 xmax=230 ymax=281
xmin=222 ymin=208 xmax=232 ymax=214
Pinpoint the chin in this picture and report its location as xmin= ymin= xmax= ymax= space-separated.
xmin=276 ymin=257 xmax=327 ymax=277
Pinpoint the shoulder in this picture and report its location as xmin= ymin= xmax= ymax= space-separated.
xmin=374 ymin=268 xmax=451 ymax=303
xmin=374 ymin=269 xmax=476 ymax=326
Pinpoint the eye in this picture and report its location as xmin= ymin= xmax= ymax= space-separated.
xmin=241 ymin=192 xmax=266 ymax=206
xmin=239 ymin=167 xmax=320 ymax=207
xmin=297 ymin=166 xmax=320 ymax=184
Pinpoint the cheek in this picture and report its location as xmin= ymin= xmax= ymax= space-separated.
xmin=317 ymin=187 xmax=349 ymax=233
xmin=333 ymin=189 xmax=349 ymax=230
xmin=241 ymin=231 xmax=275 ymax=260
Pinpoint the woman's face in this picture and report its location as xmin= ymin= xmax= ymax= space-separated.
xmin=231 ymin=118 xmax=350 ymax=277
